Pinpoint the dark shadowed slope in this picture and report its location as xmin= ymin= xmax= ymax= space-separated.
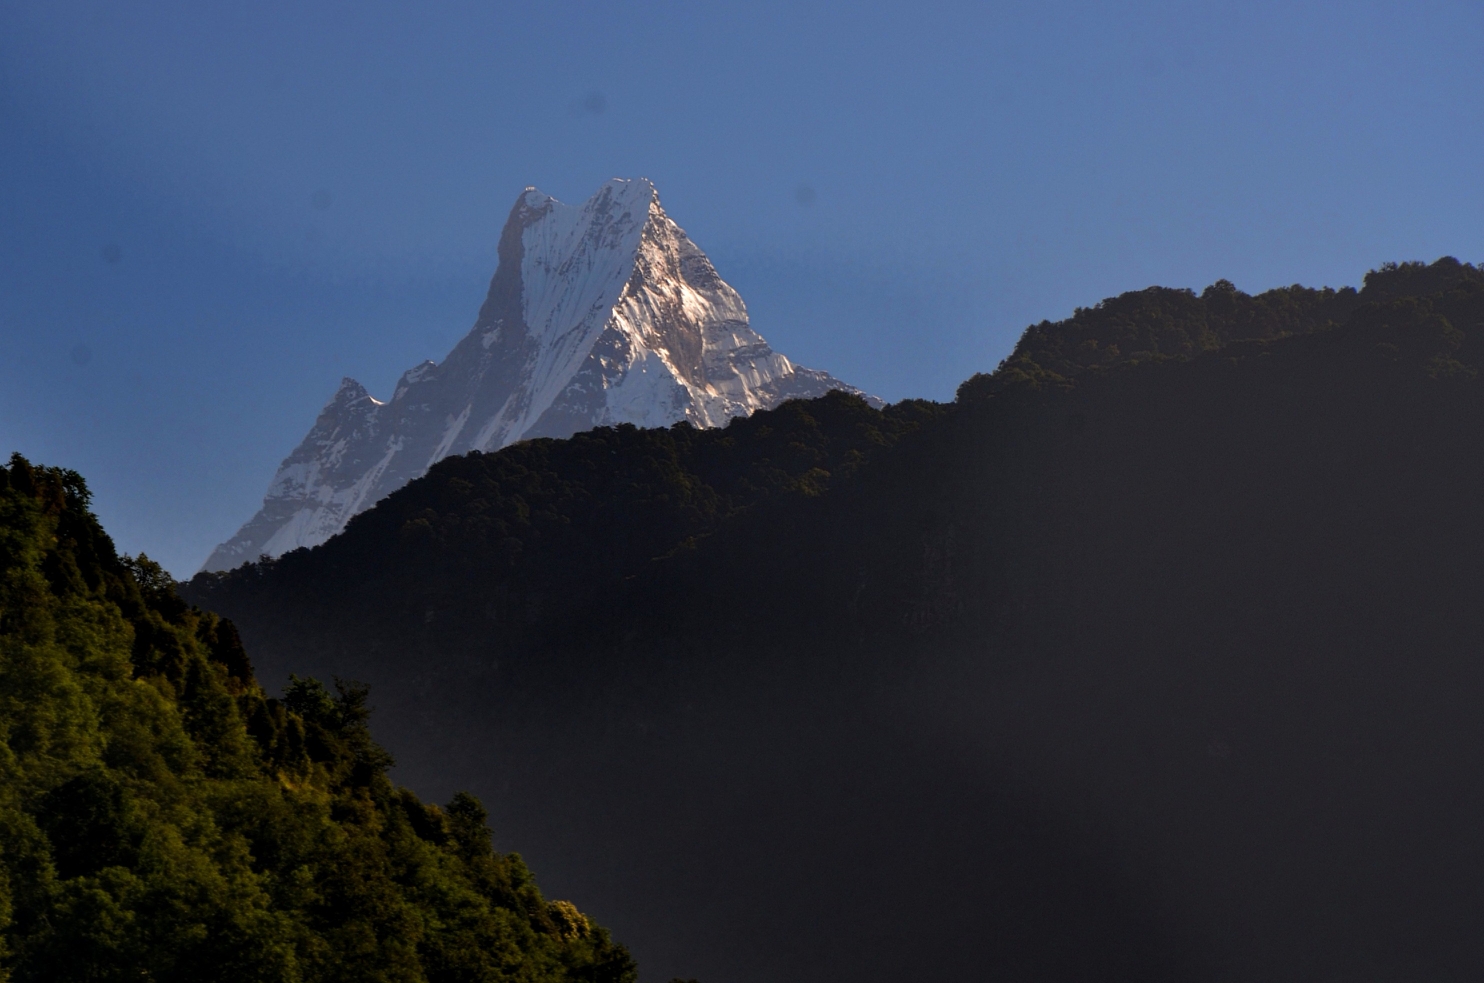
xmin=188 ymin=258 xmax=1484 ymax=982
xmin=0 ymin=456 xmax=635 ymax=983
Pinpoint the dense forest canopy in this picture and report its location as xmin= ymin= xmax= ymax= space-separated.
xmin=182 ymin=258 xmax=1484 ymax=982
xmin=189 ymin=257 xmax=1484 ymax=654
xmin=959 ymin=257 xmax=1483 ymax=397
xmin=9 ymin=257 xmax=1481 ymax=981
xmin=192 ymin=386 xmax=945 ymax=654
xmin=0 ymin=455 xmax=636 ymax=982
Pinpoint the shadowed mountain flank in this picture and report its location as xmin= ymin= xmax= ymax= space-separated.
xmin=188 ymin=259 xmax=1484 ymax=981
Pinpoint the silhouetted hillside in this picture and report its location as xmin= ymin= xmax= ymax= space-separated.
xmin=190 ymin=390 xmax=943 ymax=688
xmin=187 ymin=258 xmax=1484 ymax=982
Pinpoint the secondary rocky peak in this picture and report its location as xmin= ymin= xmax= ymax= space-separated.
xmin=328 ymin=377 xmax=379 ymax=408
xmin=202 ymin=178 xmax=876 ymax=572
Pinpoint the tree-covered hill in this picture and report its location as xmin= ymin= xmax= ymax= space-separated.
xmin=0 ymin=455 xmax=636 ymax=982
xmin=959 ymin=256 xmax=1482 ymax=397
xmin=186 ymin=258 xmax=1484 ymax=982
xmin=188 ymin=386 xmax=945 ymax=688
xmin=187 ymin=258 xmax=1484 ymax=685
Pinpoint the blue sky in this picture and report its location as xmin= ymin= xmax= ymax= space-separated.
xmin=2 ymin=0 xmax=1481 ymax=575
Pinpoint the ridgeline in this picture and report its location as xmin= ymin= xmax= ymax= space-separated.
xmin=175 ymin=256 xmax=1484 ymax=980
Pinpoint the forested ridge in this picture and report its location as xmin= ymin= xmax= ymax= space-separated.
xmin=189 ymin=384 xmax=946 ymax=681
xmin=0 ymin=455 xmax=636 ymax=982
xmin=182 ymin=257 xmax=1484 ymax=982
xmin=188 ymin=257 xmax=1484 ymax=663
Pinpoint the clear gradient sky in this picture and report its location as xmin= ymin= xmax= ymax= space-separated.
xmin=2 ymin=0 xmax=1481 ymax=575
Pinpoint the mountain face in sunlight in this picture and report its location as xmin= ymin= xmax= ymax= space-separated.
xmin=187 ymin=258 xmax=1484 ymax=982
xmin=204 ymin=178 xmax=873 ymax=572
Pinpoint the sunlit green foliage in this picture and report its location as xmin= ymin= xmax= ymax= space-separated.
xmin=0 ymin=454 xmax=635 ymax=983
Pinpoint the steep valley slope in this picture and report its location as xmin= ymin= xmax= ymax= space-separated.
xmin=0 ymin=457 xmax=637 ymax=983
xmin=187 ymin=258 xmax=1484 ymax=982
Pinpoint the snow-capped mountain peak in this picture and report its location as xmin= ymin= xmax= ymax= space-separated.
xmin=202 ymin=178 xmax=876 ymax=572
